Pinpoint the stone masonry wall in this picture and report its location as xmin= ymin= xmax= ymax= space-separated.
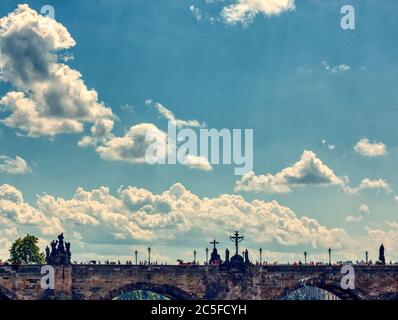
xmin=1 ymin=265 xmax=398 ymax=300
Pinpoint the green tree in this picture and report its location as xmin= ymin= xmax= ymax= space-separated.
xmin=9 ymin=234 xmax=45 ymax=264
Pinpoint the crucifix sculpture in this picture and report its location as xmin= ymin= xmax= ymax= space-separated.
xmin=230 ymin=231 xmax=244 ymax=256
xmin=210 ymin=240 xmax=219 ymax=250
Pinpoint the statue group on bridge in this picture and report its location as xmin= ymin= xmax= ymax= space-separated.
xmin=208 ymin=231 xmax=251 ymax=267
xmin=45 ymin=233 xmax=71 ymax=266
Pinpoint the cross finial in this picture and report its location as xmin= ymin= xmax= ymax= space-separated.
xmin=210 ymin=240 xmax=219 ymax=250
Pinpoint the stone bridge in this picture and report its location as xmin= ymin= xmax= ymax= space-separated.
xmin=0 ymin=264 xmax=397 ymax=300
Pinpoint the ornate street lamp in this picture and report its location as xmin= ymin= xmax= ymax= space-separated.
xmin=193 ymin=250 xmax=197 ymax=265
xmin=259 ymin=248 xmax=263 ymax=265
xmin=205 ymin=247 xmax=209 ymax=265
xmin=328 ymin=248 xmax=332 ymax=266
xmin=304 ymin=251 xmax=307 ymax=265
xmin=134 ymin=250 xmax=138 ymax=265
xmin=365 ymin=251 xmax=369 ymax=264
xmin=148 ymin=246 xmax=151 ymax=265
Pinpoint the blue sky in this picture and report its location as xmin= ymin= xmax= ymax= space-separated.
xmin=1 ymin=0 xmax=398 ymax=264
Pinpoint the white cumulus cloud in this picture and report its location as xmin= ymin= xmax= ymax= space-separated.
xmin=185 ymin=154 xmax=213 ymax=171
xmin=0 ymin=183 xmax=351 ymax=256
xmin=0 ymin=4 xmax=114 ymax=137
xmin=2 ymin=183 xmax=398 ymax=262
xmin=354 ymin=138 xmax=387 ymax=157
xmin=235 ymin=150 xmax=345 ymax=193
xmin=96 ymin=123 xmax=168 ymax=164
xmin=94 ymin=122 xmax=213 ymax=171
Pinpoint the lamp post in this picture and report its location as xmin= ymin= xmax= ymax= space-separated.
xmin=365 ymin=251 xmax=369 ymax=264
xmin=134 ymin=250 xmax=138 ymax=265
xmin=193 ymin=250 xmax=197 ymax=265
xmin=304 ymin=251 xmax=307 ymax=265
xmin=328 ymin=248 xmax=332 ymax=266
xmin=206 ymin=247 xmax=209 ymax=265
xmin=259 ymin=248 xmax=263 ymax=265
xmin=148 ymin=246 xmax=151 ymax=265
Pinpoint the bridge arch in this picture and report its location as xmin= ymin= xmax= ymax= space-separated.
xmin=280 ymin=278 xmax=366 ymax=300
xmin=107 ymin=282 xmax=198 ymax=300
xmin=0 ymin=286 xmax=17 ymax=300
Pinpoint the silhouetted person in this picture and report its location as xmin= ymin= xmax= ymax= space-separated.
xmin=45 ymin=246 xmax=50 ymax=261
xmin=225 ymin=249 xmax=230 ymax=263
xmin=379 ymin=244 xmax=386 ymax=265
xmin=244 ymin=249 xmax=250 ymax=264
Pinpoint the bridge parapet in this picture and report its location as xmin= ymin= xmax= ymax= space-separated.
xmin=1 ymin=265 xmax=398 ymax=300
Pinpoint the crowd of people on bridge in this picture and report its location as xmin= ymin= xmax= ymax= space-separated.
xmin=74 ymin=260 xmax=167 ymax=266
xmin=253 ymin=260 xmax=398 ymax=266
xmin=64 ymin=259 xmax=398 ymax=266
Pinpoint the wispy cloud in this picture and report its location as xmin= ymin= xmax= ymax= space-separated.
xmin=0 ymin=155 xmax=30 ymax=174
xmin=321 ymin=139 xmax=335 ymax=151
xmin=344 ymin=178 xmax=391 ymax=195
xmin=190 ymin=0 xmax=295 ymax=26
xmin=346 ymin=204 xmax=370 ymax=223
xmin=221 ymin=0 xmax=296 ymax=25
xmin=190 ymin=5 xmax=204 ymax=22
xmin=146 ymin=99 xmax=205 ymax=128
xmin=322 ymin=61 xmax=351 ymax=74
